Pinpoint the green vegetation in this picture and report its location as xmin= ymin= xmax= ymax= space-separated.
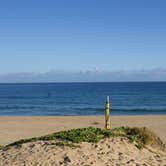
xmin=4 ymin=127 xmax=163 ymax=150
xmin=52 ymin=141 xmax=80 ymax=148
xmin=0 ymin=145 xmax=4 ymax=150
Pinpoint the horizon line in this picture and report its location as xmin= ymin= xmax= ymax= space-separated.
xmin=0 ymin=81 xmax=166 ymax=84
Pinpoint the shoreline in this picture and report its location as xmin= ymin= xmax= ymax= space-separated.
xmin=1 ymin=113 xmax=166 ymax=116
xmin=0 ymin=115 xmax=166 ymax=146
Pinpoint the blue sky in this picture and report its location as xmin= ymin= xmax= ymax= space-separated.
xmin=0 ymin=0 xmax=166 ymax=81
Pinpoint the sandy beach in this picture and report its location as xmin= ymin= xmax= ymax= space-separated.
xmin=0 ymin=115 xmax=166 ymax=145
xmin=0 ymin=115 xmax=166 ymax=165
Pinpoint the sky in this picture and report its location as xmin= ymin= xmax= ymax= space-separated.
xmin=0 ymin=0 xmax=166 ymax=82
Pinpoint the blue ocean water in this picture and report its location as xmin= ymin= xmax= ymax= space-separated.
xmin=0 ymin=82 xmax=166 ymax=116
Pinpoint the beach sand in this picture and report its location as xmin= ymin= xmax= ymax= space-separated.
xmin=0 ymin=115 xmax=166 ymax=145
xmin=0 ymin=116 xmax=166 ymax=165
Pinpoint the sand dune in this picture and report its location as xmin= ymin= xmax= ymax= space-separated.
xmin=0 ymin=137 xmax=165 ymax=166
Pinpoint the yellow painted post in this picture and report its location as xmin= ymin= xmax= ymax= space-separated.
xmin=105 ymin=96 xmax=110 ymax=130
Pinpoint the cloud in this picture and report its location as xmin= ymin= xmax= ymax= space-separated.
xmin=0 ymin=68 xmax=166 ymax=83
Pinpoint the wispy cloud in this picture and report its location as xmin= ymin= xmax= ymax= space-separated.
xmin=0 ymin=68 xmax=166 ymax=83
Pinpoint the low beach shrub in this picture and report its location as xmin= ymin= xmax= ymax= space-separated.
xmin=5 ymin=127 xmax=164 ymax=150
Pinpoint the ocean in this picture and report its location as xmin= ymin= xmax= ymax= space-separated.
xmin=0 ymin=82 xmax=166 ymax=116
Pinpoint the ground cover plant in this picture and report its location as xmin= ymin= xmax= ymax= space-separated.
xmin=3 ymin=127 xmax=164 ymax=150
